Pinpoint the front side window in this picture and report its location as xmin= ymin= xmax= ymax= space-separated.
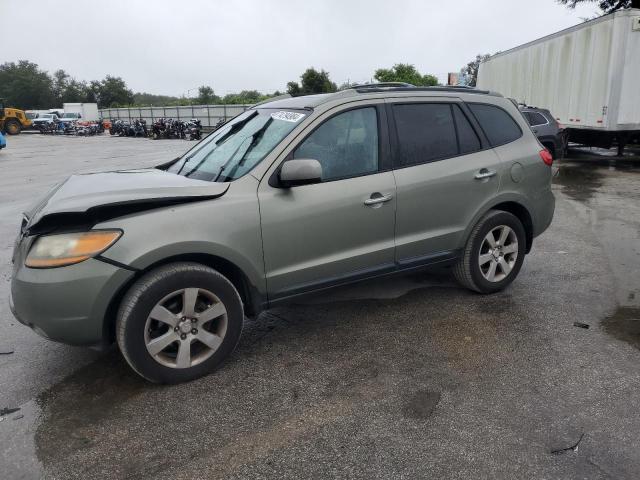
xmin=168 ymin=108 xmax=307 ymax=182
xmin=468 ymin=103 xmax=522 ymax=147
xmin=294 ymin=107 xmax=379 ymax=181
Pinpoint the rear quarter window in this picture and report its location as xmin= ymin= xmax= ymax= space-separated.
xmin=468 ymin=103 xmax=522 ymax=147
xmin=523 ymin=111 xmax=547 ymax=127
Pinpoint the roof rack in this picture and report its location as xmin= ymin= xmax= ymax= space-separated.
xmin=352 ymin=85 xmax=496 ymax=95
xmin=348 ymin=82 xmax=416 ymax=90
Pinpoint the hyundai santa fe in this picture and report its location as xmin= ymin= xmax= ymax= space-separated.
xmin=10 ymin=84 xmax=555 ymax=383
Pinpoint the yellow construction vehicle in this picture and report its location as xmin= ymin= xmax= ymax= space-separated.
xmin=0 ymin=98 xmax=32 ymax=134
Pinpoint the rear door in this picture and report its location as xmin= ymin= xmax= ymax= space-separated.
xmin=388 ymin=98 xmax=505 ymax=263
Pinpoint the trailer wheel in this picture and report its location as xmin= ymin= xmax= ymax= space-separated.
xmin=4 ymin=119 xmax=21 ymax=135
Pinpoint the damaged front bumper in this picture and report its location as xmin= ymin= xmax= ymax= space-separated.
xmin=10 ymin=256 xmax=134 ymax=346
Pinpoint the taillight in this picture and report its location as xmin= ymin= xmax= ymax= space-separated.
xmin=539 ymin=149 xmax=553 ymax=166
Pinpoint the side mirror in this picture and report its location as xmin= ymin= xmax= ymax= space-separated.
xmin=278 ymin=159 xmax=323 ymax=187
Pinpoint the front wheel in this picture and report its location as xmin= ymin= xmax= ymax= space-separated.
xmin=4 ymin=119 xmax=21 ymax=135
xmin=116 ymin=262 xmax=244 ymax=383
xmin=453 ymin=210 xmax=526 ymax=294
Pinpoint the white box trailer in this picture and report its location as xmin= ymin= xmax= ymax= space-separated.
xmin=477 ymin=8 xmax=640 ymax=152
xmin=62 ymin=103 xmax=99 ymax=122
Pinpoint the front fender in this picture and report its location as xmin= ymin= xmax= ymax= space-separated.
xmin=96 ymin=191 xmax=266 ymax=296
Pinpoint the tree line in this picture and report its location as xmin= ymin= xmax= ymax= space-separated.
xmin=0 ymin=60 xmax=446 ymax=110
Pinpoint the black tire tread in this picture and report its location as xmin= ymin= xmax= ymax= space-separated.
xmin=116 ymin=262 xmax=243 ymax=383
xmin=453 ymin=210 xmax=522 ymax=293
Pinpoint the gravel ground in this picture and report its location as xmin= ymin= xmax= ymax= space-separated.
xmin=0 ymin=134 xmax=639 ymax=479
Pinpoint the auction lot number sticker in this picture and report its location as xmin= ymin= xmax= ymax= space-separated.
xmin=271 ymin=111 xmax=306 ymax=123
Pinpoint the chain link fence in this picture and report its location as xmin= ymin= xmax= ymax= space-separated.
xmin=99 ymin=104 xmax=253 ymax=131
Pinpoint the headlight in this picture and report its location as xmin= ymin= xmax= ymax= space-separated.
xmin=25 ymin=230 xmax=122 ymax=268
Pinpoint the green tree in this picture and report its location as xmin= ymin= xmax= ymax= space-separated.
xmin=287 ymin=68 xmax=338 ymax=96
xmin=286 ymin=81 xmax=301 ymax=96
xmin=558 ymin=0 xmax=639 ymax=13
xmin=222 ymin=90 xmax=262 ymax=104
xmin=94 ymin=75 xmax=134 ymax=107
xmin=460 ymin=54 xmax=492 ymax=87
xmin=51 ymin=69 xmax=69 ymax=104
xmin=196 ymin=85 xmax=220 ymax=104
xmin=51 ymin=69 xmax=91 ymax=104
xmin=132 ymin=92 xmax=181 ymax=106
xmin=0 ymin=60 xmax=55 ymax=109
xmin=374 ymin=63 xmax=439 ymax=86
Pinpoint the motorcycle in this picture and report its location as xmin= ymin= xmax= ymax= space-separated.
xmin=109 ymin=119 xmax=127 ymax=136
xmin=186 ymin=119 xmax=202 ymax=140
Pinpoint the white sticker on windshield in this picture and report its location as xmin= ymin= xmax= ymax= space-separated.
xmin=271 ymin=111 xmax=306 ymax=123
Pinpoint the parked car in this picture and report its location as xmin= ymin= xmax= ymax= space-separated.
xmin=10 ymin=84 xmax=555 ymax=383
xmin=520 ymin=105 xmax=567 ymax=159
xmin=0 ymin=130 xmax=6 ymax=150
xmin=32 ymin=113 xmax=60 ymax=131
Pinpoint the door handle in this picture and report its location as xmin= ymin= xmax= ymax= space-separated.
xmin=364 ymin=193 xmax=393 ymax=206
xmin=474 ymin=169 xmax=497 ymax=180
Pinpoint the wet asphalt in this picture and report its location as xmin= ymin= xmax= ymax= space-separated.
xmin=1 ymin=134 xmax=639 ymax=479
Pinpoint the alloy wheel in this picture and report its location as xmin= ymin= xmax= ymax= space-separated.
xmin=478 ymin=225 xmax=519 ymax=283
xmin=144 ymin=288 xmax=227 ymax=368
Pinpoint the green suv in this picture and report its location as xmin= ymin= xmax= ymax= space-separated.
xmin=10 ymin=85 xmax=555 ymax=383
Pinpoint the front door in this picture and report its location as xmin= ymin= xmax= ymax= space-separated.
xmin=258 ymin=105 xmax=397 ymax=300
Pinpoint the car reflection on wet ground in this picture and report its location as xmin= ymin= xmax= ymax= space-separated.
xmin=0 ymin=136 xmax=639 ymax=479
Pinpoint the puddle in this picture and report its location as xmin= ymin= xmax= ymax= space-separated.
xmin=553 ymin=164 xmax=604 ymax=202
xmin=601 ymin=307 xmax=640 ymax=350
xmin=402 ymin=390 xmax=441 ymax=419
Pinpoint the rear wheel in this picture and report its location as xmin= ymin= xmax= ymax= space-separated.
xmin=4 ymin=119 xmax=21 ymax=135
xmin=116 ymin=262 xmax=244 ymax=383
xmin=453 ymin=210 xmax=526 ymax=294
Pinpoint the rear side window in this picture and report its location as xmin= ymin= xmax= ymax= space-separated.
xmin=468 ymin=103 xmax=522 ymax=147
xmin=393 ymin=103 xmax=457 ymax=166
xmin=392 ymin=103 xmax=482 ymax=167
xmin=523 ymin=111 xmax=547 ymax=127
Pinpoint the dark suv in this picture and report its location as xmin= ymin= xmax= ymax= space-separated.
xmin=520 ymin=106 xmax=567 ymax=159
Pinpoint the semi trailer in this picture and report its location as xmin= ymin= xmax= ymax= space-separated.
xmin=477 ymin=8 xmax=640 ymax=155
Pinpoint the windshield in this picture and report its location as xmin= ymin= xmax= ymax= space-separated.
xmin=62 ymin=113 xmax=78 ymax=118
xmin=168 ymin=108 xmax=308 ymax=182
xmin=42 ymin=114 xmax=54 ymax=119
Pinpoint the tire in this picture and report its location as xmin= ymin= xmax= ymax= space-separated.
xmin=4 ymin=119 xmax=21 ymax=135
xmin=116 ymin=262 xmax=243 ymax=383
xmin=453 ymin=210 xmax=526 ymax=294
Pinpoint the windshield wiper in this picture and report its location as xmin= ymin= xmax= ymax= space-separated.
xmin=224 ymin=119 xmax=273 ymax=179
xmin=176 ymin=111 xmax=258 ymax=176
xmin=214 ymin=110 xmax=258 ymax=145
xmin=211 ymin=135 xmax=255 ymax=182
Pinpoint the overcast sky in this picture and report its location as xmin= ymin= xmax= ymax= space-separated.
xmin=1 ymin=0 xmax=597 ymax=96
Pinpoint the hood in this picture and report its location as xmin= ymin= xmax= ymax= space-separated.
xmin=26 ymin=168 xmax=229 ymax=234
